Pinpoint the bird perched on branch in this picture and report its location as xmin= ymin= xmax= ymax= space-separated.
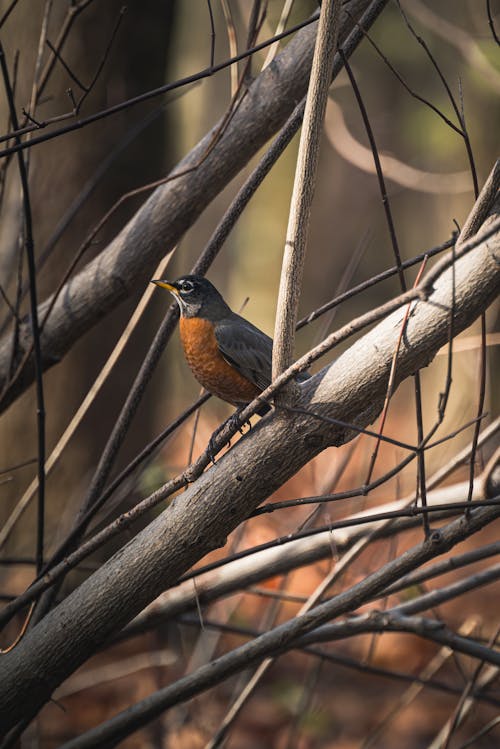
xmin=152 ymin=274 xmax=308 ymax=414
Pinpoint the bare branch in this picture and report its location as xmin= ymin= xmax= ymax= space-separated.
xmin=40 ymin=506 xmax=500 ymax=748
xmin=0 ymin=198 xmax=498 ymax=731
xmin=0 ymin=0 xmax=384 ymax=412
xmin=0 ymin=41 xmax=46 ymax=572
xmin=273 ymin=0 xmax=341 ymax=390
xmin=409 ymin=0 xmax=500 ymax=94
xmin=0 ymin=211 xmax=498 ymax=631
xmin=0 ymin=250 xmax=176 ymax=551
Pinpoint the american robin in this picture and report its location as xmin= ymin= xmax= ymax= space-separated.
xmin=152 ymin=275 xmax=307 ymax=413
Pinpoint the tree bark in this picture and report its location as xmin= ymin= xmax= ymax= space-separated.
xmin=0 ymin=0 xmax=379 ymax=412
xmin=0 ymin=192 xmax=498 ymax=733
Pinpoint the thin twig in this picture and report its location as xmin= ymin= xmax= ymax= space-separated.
xmin=220 ymin=0 xmax=239 ymax=97
xmin=296 ymin=236 xmax=453 ymax=330
xmin=440 ymin=627 xmax=500 ymax=749
xmin=408 ymin=0 xmax=500 ymax=93
xmin=30 ymin=0 xmax=97 ymax=107
xmin=0 ymin=601 xmax=35 ymax=654
xmin=42 ymin=504 xmax=500 ymax=748
xmin=340 ymin=50 xmax=405 ymax=289
xmin=113 ymin=478 xmax=499 ymax=647
xmin=45 ymin=39 xmax=87 ymax=91
xmin=205 ymin=0 xmax=216 ymax=69
xmin=486 ymin=0 xmax=500 ymax=46
xmin=24 ymin=89 xmax=309 ymax=616
xmin=0 ymin=13 xmax=320 ymax=155
xmin=0 ymin=43 xmax=46 ymax=574
xmin=3 ymin=212 xmax=497 ymax=629
xmin=384 ymin=541 xmax=500 ymax=597
xmin=75 ymin=5 xmax=126 ymax=113
xmin=396 ymin=0 xmax=479 ymax=195
xmin=364 ymin=260 xmax=428 ymax=485
xmin=27 ymin=0 xmax=53 ymax=128
xmin=361 ymin=617 xmax=479 ymax=749
xmin=0 ymin=0 xmax=20 ymax=30
xmin=0 ymin=71 xmax=248 ymax=406
xmin=0 ymin=457 xmax=37 ymax=477
xmin=0 ymin=251 xmax=176 ymax=552
xmin=457 ymin=715 xmax=500 ymax=749
xmin=340 ymin=50 xmax=435 ymax=540
xmin=455 ymin=162 xmax=500 ymax=511
xmin=346 ymin=9 xmax=462 ymax=136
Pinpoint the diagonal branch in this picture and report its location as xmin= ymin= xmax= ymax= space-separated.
xmin=0 ymin=186 xmax=498 ymax=732
xmin=0 ymin=0 xmax=382 ymax=413
xmin=0 ymin=210 xmax=498 ymax=632
xmin=48 ymin=507 xmax=500 ymax=748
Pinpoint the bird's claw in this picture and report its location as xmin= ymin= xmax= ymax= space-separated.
xmin=207 ymin=410 xmax=249 ymax=463
xmin=207 ymin=423 xmax=225 ymax=464
xmin=207 ymin=436 xmax=218 ymax=465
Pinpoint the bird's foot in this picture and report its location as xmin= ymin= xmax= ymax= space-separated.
xmin=207 ymin=435 xmax=219 ymax=465
xmin=207 ymin=409 xmax=248 ymax=463
xmin=207 ymin=416 xmax=232 ymax=464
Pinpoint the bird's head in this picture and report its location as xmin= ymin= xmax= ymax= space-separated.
xmin=152 ymin=275 xmax=230 ymax=319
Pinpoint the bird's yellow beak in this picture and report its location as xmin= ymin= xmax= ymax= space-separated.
xmin=152 ymin=279 xmax=177 ymax=294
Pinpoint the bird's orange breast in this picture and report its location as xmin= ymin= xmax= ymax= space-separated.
xmin=179 ymin=317 xmax=261 ymax=406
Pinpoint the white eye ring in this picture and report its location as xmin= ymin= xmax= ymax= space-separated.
xmin=180 ymin=280 xmax=194 ymax=293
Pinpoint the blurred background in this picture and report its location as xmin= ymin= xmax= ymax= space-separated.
xmin=0 ymin=1 xmax=498 ymax=746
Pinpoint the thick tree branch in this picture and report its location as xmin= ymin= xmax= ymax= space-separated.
xmin=48 ymin=506 xmax=500 ymax=748
xmin=113 ymin=473 xmax=499 ymax=644
xmin=0 ymin=0 xmax=380 ymax=413
xmin=1 ymin=217 xmax=496 ymax=630
xmin=0 ymin=186 xmax=498 ymax=732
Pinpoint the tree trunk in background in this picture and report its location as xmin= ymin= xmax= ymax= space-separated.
xmin=0 ymin=1 xmax=176 ymax=559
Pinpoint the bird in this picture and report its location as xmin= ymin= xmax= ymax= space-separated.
xmin=151 ymin=274 xmax=308 ymax=415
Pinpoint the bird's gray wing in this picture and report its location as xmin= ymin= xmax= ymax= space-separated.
xmin=215 ymin=314 xmax=273 ymax=391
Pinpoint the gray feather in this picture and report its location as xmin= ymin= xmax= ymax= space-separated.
xmin=215 ymin=314 xmax=273 ymax=390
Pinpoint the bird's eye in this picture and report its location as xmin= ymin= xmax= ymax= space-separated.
xmin=180 ymin=280 xmax=194 ymax=293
